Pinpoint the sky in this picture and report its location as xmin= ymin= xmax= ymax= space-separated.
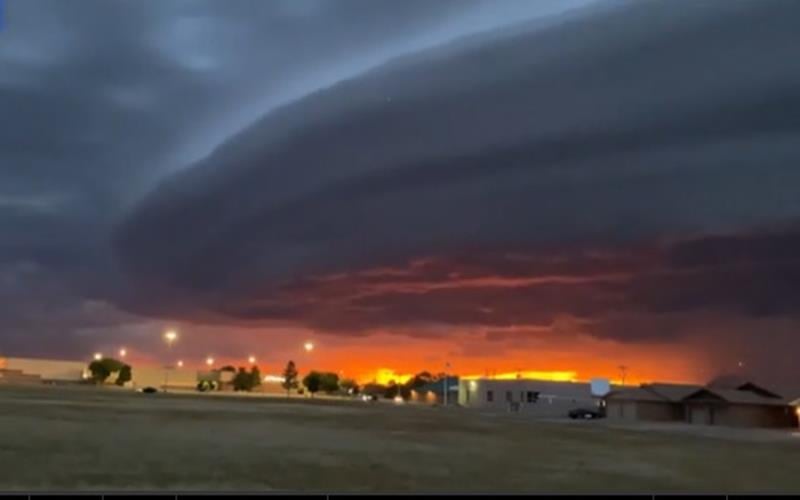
xmin=2 ymin=0 xmax=799 ymax=393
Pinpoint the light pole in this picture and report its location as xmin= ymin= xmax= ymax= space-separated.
xmin=443 ymin=362 xmax=451 ymax=407
xmin=163 ymin=330 xmax=178 ymax=392
xmin=119 ymin=348 xmax=127 ymax=359
xmin=93 ymin=352 xmax=102 ymax=361
xmin=248 ymin=355 xmax=257 ymax=365
xmin=618 ymin=365 xmax=628 ymax=386
xmin=303 ymin=341 xmax=314 ymax=353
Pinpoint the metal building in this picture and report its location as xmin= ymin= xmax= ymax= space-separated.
xmin=458 ymin=378 xmax=608 ymax=417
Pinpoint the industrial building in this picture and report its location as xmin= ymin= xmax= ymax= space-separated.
xmin=130 ymin=366 xmax=197 ymax=391
xmin=0 ymin=356 xmax=196 ymax=391
xmin=606 ymin=380 xmax=798 ymax=428
xmin=0 ymin=357 xmax=88 ymax=383
xmin=408 ymin=376 xmax=460 ymax=405
xmin=458 ymin=378 xmax=610 ymax=416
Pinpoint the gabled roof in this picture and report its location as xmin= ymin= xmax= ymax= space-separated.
xmin=642 ymin=383 xmax=704 ymax=402
xmin=708 ymin=375 xmax=783 ymax=399
xmin=684 ymin=388 xmax=788 ymax=406
xmin=605 ymin=387 xmax=667 ymax=402
xmin=736 ymin=382 xmax=783 ymax=399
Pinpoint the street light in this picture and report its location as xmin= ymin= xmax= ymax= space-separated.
xmin=248 ymin=355 xmax=256 ymax=365
xmin=119 ymin=348 xmax=127 ymax=358
xmin=163 ymin=330 xmax=178 ymax=392
xmin=443 ymin=361 xmax=452 ymax=407
xmin=206 ymin=356 xmax=214 ymax=367
xmin=304 ymin=341 xmax=314 ymax=352
xmin=164 ymin=330 xmax=178 ymax=345
xmin=93 ymin=353 xmax=102 ymax=361
xmin=177 ymin=360 xmax=184 ymax=368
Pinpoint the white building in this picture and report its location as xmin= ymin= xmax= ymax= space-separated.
xmin=458 ymin=378 xmax=610 ymax=417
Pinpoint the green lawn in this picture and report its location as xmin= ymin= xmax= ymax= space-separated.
xmin=0 ymin=384 xmax=798 ymax=492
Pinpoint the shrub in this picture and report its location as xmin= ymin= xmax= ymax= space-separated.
xmin=116 ymin=364 xmax=132 ymax=386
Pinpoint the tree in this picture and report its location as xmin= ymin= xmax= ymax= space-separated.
xmin=233 ymin=367 xmax=254 ymax=391
xmin=384 ymin=382 xmax=399 ymax=400
xmin=340 ymin=378 xmax=359 ymax=395
xmin=384 ymin=382 xmax=411 ymax=400
xmin=88 ymin=360 xmax=111 ymax=384
xmin=282 ymin=360 xmax=299 ymax=397
xmin=319 ymin=372 xmax=340 ymax=393
xmin=406 ymin=371 xmax=435 ymax=391
xmin=87 ymin=357 xmax=126 ymax=385
xmin=303 ymin=371 xmax=322 ymax=397
xmin=250 ymin=366 xmax=262 ymax=389
xmin=220 ymin=365 xmax=236 ymax=373
xmin=116 ymin=364 xmax=132 ymax=386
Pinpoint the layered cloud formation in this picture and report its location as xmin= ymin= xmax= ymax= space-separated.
xmin=116 ymin=0 xmax=800 ymax=326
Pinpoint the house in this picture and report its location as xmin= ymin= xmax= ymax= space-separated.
xmin=606 ymin=384 xmax=701 ymax=422
xmin=682 ymin=388 xmax=794 ymax=428
xmin=606 ymin=379 xmax=796 ymax=428
xmin=458 ymin=378 xmax=609 ymax=417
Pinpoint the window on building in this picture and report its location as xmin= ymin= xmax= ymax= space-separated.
xmin=505 ymin=390 xmax=513 ymax=402
xmin=486 ymin=390 xmax=494 ymax=402
xmin=526 ymin=391 xmax=539 ymax=403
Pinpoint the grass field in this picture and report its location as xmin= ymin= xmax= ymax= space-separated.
xmin=1 ymin=384 xmax=799 ymax=493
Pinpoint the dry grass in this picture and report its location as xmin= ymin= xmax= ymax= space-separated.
xmin=0 ymin=384 xmax=798 ymax=493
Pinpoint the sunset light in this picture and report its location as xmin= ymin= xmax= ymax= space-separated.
xmin=371 ymin=369 xmax=413 ymax=386
xmin=3 ymin=0 xmax=798 ymax=493
xmin=462 ymin=371 xmax=578 ymax=382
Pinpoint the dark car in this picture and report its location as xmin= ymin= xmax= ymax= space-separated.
xmin=139 ymin=386 xmax=159 ymax=394
xmin=568 ymin=408 xmax=603 ymax=420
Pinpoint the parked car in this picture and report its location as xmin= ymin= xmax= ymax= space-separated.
xmin=568 ymin=408 xmax=603 ymax=420
xmin=139 ymin=386 xmax=159 ymax=394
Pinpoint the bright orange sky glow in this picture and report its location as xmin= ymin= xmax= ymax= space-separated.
xmin=93 ymin=322 xmax=716 ymax=389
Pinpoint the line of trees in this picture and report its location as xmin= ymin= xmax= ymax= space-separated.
xmin=279 ymin=361 xmax=360 ymax=398
xmin=232 ymin=366 xmax=261 ymax=391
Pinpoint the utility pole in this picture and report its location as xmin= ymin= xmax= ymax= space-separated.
xmin=618 ymin=365 xmax=628 ymax=386
xmin=443 ymin=362 xmax=451 ymax=406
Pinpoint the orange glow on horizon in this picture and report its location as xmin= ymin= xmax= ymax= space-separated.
xmin=462 ymin=370 xmax=578 ymax=382
xmin=369 ymin=368 xmax=413 ymax=385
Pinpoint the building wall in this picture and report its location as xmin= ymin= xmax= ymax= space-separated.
xmin=131 ymin=366 xmax=197 ymax=390
xmin=459 ymin=379 xmax=601 ymax=416
xmin=409 ymin=389 xmax=441 ymax=405
xmin=607 ymin=401 xmax=633 ymax=421
xmin=0 ymin=357 xmax=87 ymax=382
xmin=638 ymin=401 xmax=684 ymax=422
xmin=606 ymin=400 xmax=682 ymax=422
xmin=686 ymin=404 xmax=715 ymax=425
xmin=713 ymin=404 xmax=795 ymax=428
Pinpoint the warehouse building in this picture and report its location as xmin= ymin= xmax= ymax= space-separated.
xmin=458 ymin=378 xmax=610 ymax=417
xmin=0 ymin=356 xmax=197 ymax=391
xmin=0 ymin=357 xmax=88 ymax=383
xmin=130 ymin=366 xmax=197 ymax=391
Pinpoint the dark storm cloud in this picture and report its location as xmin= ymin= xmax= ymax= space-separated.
xmin=115 ymin=0 xmax=800 ymax=335
xmin=1 ymin=0 xmax=593 ymax=352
